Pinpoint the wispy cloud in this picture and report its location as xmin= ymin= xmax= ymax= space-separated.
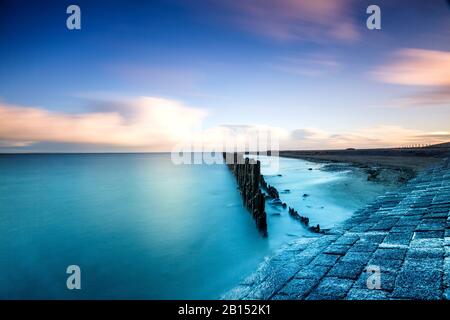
xmin=273 ymin=54 xmax=340 ymax=77
xmin=105 ymin=63 xmax=205 ymax=95
xmin=372 ymin=48 xmax=450 ymax=107
xmin=392 ymin=87 xmax=450 ymax=107
xmin=211 ymin=0 xmax=359 ymax=43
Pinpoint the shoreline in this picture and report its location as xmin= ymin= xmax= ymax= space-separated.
xmin=281 ymin=154 xmax=416 ymax=186
xmin=279 ymin=145 xmax=450 ymax=186
xmin=223 ymin=154 xmax=450 ymax=300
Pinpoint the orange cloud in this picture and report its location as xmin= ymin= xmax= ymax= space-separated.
xmin=372 ymin=48 xmax=450 ymax=107
xmin=373 ymin=49 xmax=450 ymax=86
xmin=0 ymin=97 xmax=207 ymax=151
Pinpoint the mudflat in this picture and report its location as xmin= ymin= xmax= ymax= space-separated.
xmin=279 ymin=143 xmax=450 ymax=184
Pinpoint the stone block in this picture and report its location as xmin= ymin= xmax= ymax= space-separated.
xmin=295 ymin=265 xmax=331 ymax=280
xmin=373 ymin=248 xmax=407 ymax=260
xmin=309 ymin=277 xmax=354 ymax=299
xmin=328 ymin=261 xmax=365 ymax=280
xmin=323 ymin=244 xmax=351 ymax=255
xmin=382 ymin=232 xmax=413 ymax=246
xmin=278 ymin=278 xmax=318 ymax=299
xmin=414 ymin=230 xmax=445 ymax=239
xmin=346 ymin=288 xmax=389 ymax=300
xmin=310 ymin=253 xmax=341 ymax=267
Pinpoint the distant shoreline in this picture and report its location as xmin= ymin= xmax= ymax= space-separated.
xmin=279 ymin=144 xmax=450 ymax=185
xmin=2 ymin=143 xmax=449 ymax=183
xmin=1 ymin=143 xmax=449 ymax=158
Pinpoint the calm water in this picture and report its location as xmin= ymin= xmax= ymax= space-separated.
xmin=0 ymin=154 xmax=388 ymax=299
xmin=255 ymin=155 xmax=391 ymax=230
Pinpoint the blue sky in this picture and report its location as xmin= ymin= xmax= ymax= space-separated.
xmin=0 ymin=0 xmax=449 ymax=151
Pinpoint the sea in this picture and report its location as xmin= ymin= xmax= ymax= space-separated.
xmin=0 ymin=153 xmax=390 ymax=299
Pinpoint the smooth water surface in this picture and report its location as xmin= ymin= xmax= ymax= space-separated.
xmin=255 ymin=155 xmax=391 ymax=231
xmin=0 ymin=154 xmax=389 ymax=299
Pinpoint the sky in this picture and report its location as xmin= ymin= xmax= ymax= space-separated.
xmin=0 ymin=0 xmax=449 ymax=152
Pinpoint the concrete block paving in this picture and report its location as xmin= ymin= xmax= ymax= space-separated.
xmin=223 ymin=158 xmax=450 ymax=300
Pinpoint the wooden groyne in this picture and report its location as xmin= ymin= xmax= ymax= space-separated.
xmin=223 ymin=153 xmax=267 ymax=235
xmin=223 ymin=152 xmax=322 ymax=235
xmin=260 ymin=176 xmax=279 ymax=199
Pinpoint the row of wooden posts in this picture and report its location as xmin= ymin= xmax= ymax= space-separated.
xmin=223 ymin=153 xmax=322 ymax=236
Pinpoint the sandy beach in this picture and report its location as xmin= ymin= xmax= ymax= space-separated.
xmin=279 ymin=143 xmax=450 ymax=185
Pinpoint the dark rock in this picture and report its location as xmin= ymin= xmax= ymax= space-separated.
xmin=270 ymin=198 xmax=283 ymax=205
xmin=287 ymin=207 xmax=322 ymax=233
xmin=367 ymin=168 xmax=380 ymax=181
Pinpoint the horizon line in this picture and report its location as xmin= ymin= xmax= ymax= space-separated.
xmin=1 ymin=143 xmax=448 ymax=155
